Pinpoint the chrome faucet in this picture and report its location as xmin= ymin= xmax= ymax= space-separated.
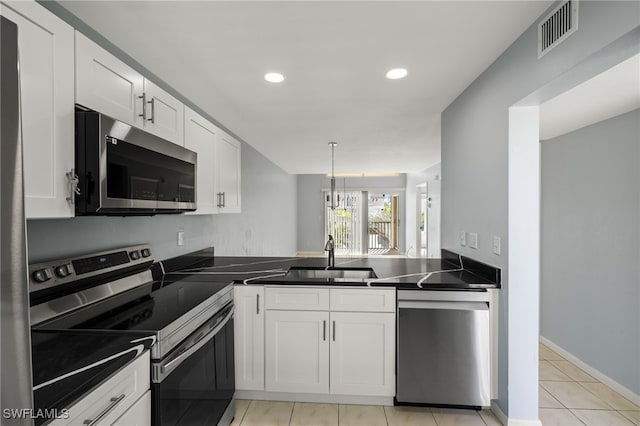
xmin=324 ymin=235 xmax=335 ymax=268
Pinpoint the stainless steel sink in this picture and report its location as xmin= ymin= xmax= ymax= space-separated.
xmin=284 ymin=266 xmax=377 ymax=280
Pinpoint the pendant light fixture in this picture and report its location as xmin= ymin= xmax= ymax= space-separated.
xmin=328 ymin=142 xmax=338 ymax=210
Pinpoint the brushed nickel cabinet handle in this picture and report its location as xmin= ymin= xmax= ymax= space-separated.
xmin=147 ymin=97 xmax=155 ymax=123
xmin=83 ymin=393 xmax=125 ymax=425
xmin=323 ymin=320 xmax=326 ymax=341
xmin=256 ymin=294 xmax=260 ymax=315
xmin=332 ymin=321 xmax=336 ymax=342
xmin=138 ymin=93 xmax=146 ymax=120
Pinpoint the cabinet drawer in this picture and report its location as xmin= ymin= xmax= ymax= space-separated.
xmin=51 ymin=352 xmax=150 ymax=426
xmin=330 ymin=288 xmax=396 ymax=312
xmin=265 ymin=287 xmax=329 ymax=311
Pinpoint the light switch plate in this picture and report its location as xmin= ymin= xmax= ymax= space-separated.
xmin=177 ymin=230 xmax=185 ymax=246
xmin=469 ymin=232 xmax=478 ymax=249
xmin=493 ymin=236 xmax=501 ymax=255
xmin=459 ymin=231 xmax=467 ymax=247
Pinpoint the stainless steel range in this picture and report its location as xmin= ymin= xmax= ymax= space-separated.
xmin=29 ymin=245 xmax=235 ymax=426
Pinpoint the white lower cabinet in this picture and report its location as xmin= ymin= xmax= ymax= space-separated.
xmin=258 ymin=286 xmax=396 ymax=398
xmin=50 ymin=352 xmax=150 ymax=426
xmin=234 ymin=285 xmax=265 ymax=390
xmin=330 ymin=312 xmax=395 ymax=396
xmin=265 ymin=310 xmax=329 ymax=393
xmin=112 ymin=390 xmax=151 ymax=425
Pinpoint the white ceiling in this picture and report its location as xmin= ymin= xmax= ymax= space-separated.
xmin=60 ymin=1 xmax=553 ymax=174
xmin=540 ymin=54 xmax=640 ymax=141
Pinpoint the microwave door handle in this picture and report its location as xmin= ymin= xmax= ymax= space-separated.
xmin=156 ymin=307 xmax=233 ymax=381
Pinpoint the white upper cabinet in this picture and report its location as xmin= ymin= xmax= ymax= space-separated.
xmin=75 ymin=32 xmax=184 ymax=145
xmin=1 ymin=1 xmax=75 ymax=218
xmin=184 ymin=107 xmax=217 ymax=215
xmin=215 ymin=132 xmax=242 ymax=213
xmin=142 ymin=79 xmax=184 ymax=145
xmin=75 ymin=31 xmax=143 ymax=128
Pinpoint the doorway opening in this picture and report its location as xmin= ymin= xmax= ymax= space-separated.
xmin=367 ymin=193 xmax=400 ymax=255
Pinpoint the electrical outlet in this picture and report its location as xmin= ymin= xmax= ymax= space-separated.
xmin=493 ymin=236 xmax=501 ymax=255
xmin=177 ymin=231 xmax=185 ymax=246
xmin=459 ymin=231 xmax=467 ymax=247
xmin=469 ymin=232 xmax=478 ymax=249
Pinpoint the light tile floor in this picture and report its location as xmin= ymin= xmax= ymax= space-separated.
xmin=231 ymin=343 xmax=640 ymax=425
xmin=538 ymin=342 xmax=640 ymax=426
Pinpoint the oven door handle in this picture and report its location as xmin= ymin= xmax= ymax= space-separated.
xmin=154 ymin=307 xmax=233 ymax=382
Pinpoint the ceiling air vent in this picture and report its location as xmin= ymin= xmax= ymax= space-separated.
xmin=538 ymin=0 xmax=578 ymax=58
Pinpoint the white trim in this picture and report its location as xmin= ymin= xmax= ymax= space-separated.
xmin=491 ymin=400 xmax=542 ymax=426
xmin=235 ymin=390 xmax=393 ymax=406
xmin=540 ymin=336 xmax=640 ymax=406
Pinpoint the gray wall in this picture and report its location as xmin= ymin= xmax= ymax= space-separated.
xmin=440 ymin=1 xmax=640 ymax=418
xmin=210 ymin=142 xmax=297 ymax=257
xmin=541 ymin=109 xmax=640 ymax=394
xmin=297 ymin=174 xmax=406 ymax=254
xmin=27 ymin=140 xmax=297 ymax=261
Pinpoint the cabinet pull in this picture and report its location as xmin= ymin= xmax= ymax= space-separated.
xmin=222 ymin=191 xmax=226 ymax=208
xmin=138 ymin=93 xmax=147 ymax=120
xmin=216 ymin=192 xmax=223 ymax=208
xmin=147 ymin=97 xmax=155 ymax=123
xmin=65 ymin=169 xmax=80 ymax=204
xmin=83 ymin=393 xmax=125 ymax=425
xmin=332 ymin=321 xmax=336 ymax=341
xmin=256 ymin=294 xmax=260 ymax=315
xmin=323 ymin=320 xmax=326 ymax=341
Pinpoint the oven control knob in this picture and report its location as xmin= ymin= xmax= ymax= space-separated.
xmin=129 ymin=250 xmax=140 ymax=260
xmin=54 ymin=264 xmax=72 ymax=278
xmin=32 ymin=268 xmax=52 ymax=284
xmin=141 ymin=248 xmax=151 ymax=258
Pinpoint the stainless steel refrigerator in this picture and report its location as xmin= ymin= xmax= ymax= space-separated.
xmin=1 ymin=15 xmax=34 ymax=425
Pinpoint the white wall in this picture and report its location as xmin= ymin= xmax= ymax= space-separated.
xmin=405 ymin=163 xmax=440 ymax=258
xmin=441 ymin=1 xmax=640 ymax=419
xmin=541 ymin=109 xmax=640 ymax=395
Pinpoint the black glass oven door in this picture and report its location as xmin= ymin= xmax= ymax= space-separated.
xmin=152 ymin=304 xmax=234 ymax=426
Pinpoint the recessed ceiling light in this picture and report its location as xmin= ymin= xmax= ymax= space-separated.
xmin=385 ymin=68 xmax=408 ymax=80
xmin=264 ymin=72 xmax=285 ymax=83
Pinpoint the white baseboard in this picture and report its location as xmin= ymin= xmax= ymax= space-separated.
xmin=235 ymin=390 xmax=393 ymax=406
xmin=540 ymin=336 xmax=640 ymax=406
xmin=491 ymin=400 xmax=542 ymax=426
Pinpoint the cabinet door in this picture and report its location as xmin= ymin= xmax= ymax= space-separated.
xmin=234 ymin=286 xmax=265 ymax=391
xmin=143 ymin=79 xmax=184 ymax=145
xmin=112 ymin=391 xmax=150 ymax=426
xmin=265 ymin=310 xmax=329 ymax=393
xmin=1 ymin=1 xmax=75 ymax=218
xmin=216 ymin=133 xmax=241 ymax=213
xmin=330 ymin=312 xmax=395 ymax=396
xmin=184 ymin=107 xmax=217 ymax=214
xmin=75 ymin=31 xmax=144 ymax=127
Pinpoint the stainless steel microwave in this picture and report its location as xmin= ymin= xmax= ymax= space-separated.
xmin=75 ymin=109 xmax=197 ymax=215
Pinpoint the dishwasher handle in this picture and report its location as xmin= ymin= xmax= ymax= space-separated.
xmin=398 ymin=300 xmax=488 ymax=311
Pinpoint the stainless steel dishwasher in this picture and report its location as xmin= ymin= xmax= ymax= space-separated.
xmin=396 ymin=290 xmax=490 ymax=408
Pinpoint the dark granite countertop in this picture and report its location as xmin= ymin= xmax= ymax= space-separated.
xmin=162 ymin=249 xmax=500 ymax=291
xmin=31 ymin=330 xmax=155 ymax=425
